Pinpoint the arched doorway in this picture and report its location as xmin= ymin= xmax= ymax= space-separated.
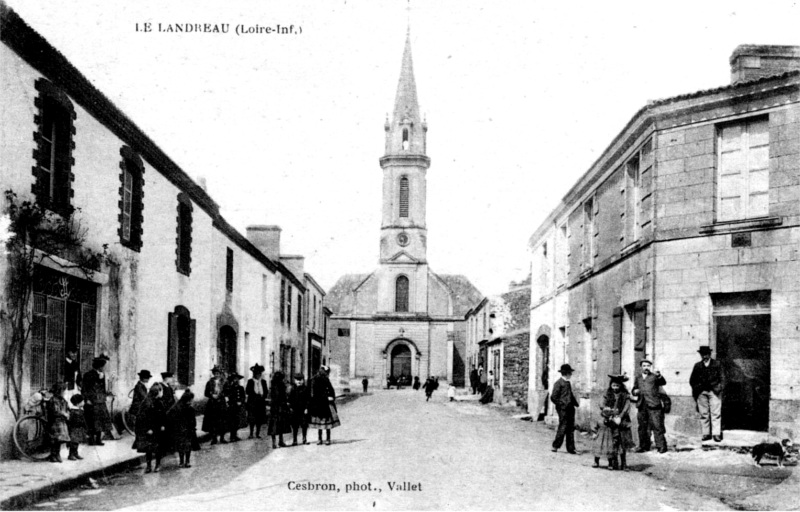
xmin=537 ymin=334 xmax=550 ymax=420
xmin=391 ymin=344 xmax=412 ymax=381
xmin=218 ymin=325 xmax=237 ymax=373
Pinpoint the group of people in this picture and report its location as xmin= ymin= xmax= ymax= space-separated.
xmin=469 ymin=366 xmax=494 ymax=396
xmin=549 ymin=345 xmax=726 ymax=470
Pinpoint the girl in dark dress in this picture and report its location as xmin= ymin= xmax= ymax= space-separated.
xmin=592 ymin=374 xmax=635 ymax=471
xmin=246 ymin=364 xmax=268 ymax=439
xmin=202 ymin=366 xmax=227 ymax=444
xmin=288 ymin=373 xmax=310 ymax=446
xmin=268 ymin=371 xmax=291 ymax=448
xmin=224 ymin=373 xmax=246 ymax=442
xmin=168 ymin=390 xmax=197 ymax=468
xmin=46 ymin=383 xmax=70 ymax=463
xmin=308 ymin=366 xmax=339 ymax=446
xmin=134 ymin=383 xmax=166 ymax=473
xmin=67 ymin=394 xmax=87 ymax=460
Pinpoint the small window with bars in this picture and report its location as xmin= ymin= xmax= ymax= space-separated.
xmin=399 ymin=177 xmax=409 ymax=218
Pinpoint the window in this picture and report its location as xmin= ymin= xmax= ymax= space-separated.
xmin=556 ymin=223 xmax=569 ymax=285
xmin=280 ymin=278 xmax=286 ymax=324
xmin=313 ymin=296 xmax=317 ymax=331
xmin=118 ymin=147 xmax=145 ymax=251
xmin=402 ymin=128 xmax=409 ymax=150
xmin=33 ymin=79 xmax=76 ymax=216
xmin=176 ymin=194 xmax=193 ymax=275
xmin=717 ymin=117 xmax=769 ymax=221
xmin=582 ymin=318 xmax=593 ymax=391
xmin=226 ymin=248 xmax=234 ymax=293
xmin=399 ymin=177 xmax=409 ymax=218
xmin=287 ymin=285 xmax=293 ymax=329
xmin=297 ymin=292 xmax=302 ymax=332
xmin=582 ymin=198 xmax=595 ymax=269
xmin=167 ymin=306 xmax=196 ymax=386
xmin=395 ymin=275 xmax=409 ymax=312
xmin=262 ymin=275 xmax=268 ymax=310
xmin=624 ymin=154 xmax=641 ymax=244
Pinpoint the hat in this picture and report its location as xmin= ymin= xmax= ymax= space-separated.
xmin=640 ymin=359 xmax=653 ymax=366
xmin=98 ymin=354 xmax=111 ymax=361
xmin=250 ymin=363 xmax=265 ymax=374
xmin=294 ymin=373 xmax=305 ymax=380
xmin=92 ymin=356 xmax=107 ymax=367
xmin=558 ymin=364 xmax=575 ymax=374
xmin=607 ymin=373 xmax=629 ymax=383
xmin=320 ymin=365 xmax=330 ymax=374
xmin=211 ymin=365 xmax=222 ymax=374
xmin=161 ymin=371 xmax=174 ymax=379
xmin=228 ymin=372 xmax=243 ymax=381
xmin=138 ymin=370 xmax=152 ymax=379
xmin=70 ymin=394 xmax=84 ymax=406
xmin=698 ymin=346 xmax=713 ymax=355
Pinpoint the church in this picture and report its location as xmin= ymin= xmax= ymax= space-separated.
xmin=326 ymin=31 xmax=482 ymax=391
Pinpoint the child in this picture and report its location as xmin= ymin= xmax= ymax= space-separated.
xmin=268 ymin=371 xmax=291 ymax=448
xmin=288 ymin=373 xmax=310 ymax=446
xmin=67 ymin=394 xmax=87 ymax=460
xmin=168 ymin=390 xmax=197 ymax=468
xmin=592 ymin=374 xmax=635 ymax=470
xmin=447 ymin=383 xmax=456 ymax=402
xmin=134 ymin=383 xmax=166 ymax=473
xmin=46 ymin=383 xmax=70 ymax=463
xmin=224 ymin=373 xmax=246 ymax=442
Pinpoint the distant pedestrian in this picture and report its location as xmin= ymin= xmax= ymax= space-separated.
xmin=203 ymin=366 xmax=227 ymax=445
xmin=689 ymin=346 xmax=725 ymax=442
xmin=82 ymin=355 xmax=112 ymax=446
xmin=413 ymin=376 xmax=420 ymax=390
xmin=551 ymin=364 xmax=579 ymax=454
xmin=479 ymin=367 xmax=488 ymax=394
xmin=447 ymin=383 xmax=456 ymax=402
xmin=268 ymin=371 xmax=291 ymax=448
xmin=46 ymin=382 xmax=70 ymax=463
xmin=362 ymin=377 xmax=369 ymax=393
xmin=67 ymin=394 xmax=87 ymax=460
xmin=632 ymin=359 xmax=668 ymax=453
xmin=246 ymin=364 xmax=268 ymax=439
xmin=288 ymin=373 xmax=310 ymax=446
xmin=488 ymin=370 xmax=495 ymax=389
xmin=224 ymin=373 xmax=246 ymax=442
xmin=423 ymin=378 xmax=436 ymax=401
xmin=134 ymin=383 xmax=166 ymax=473
xmin=309 ymin=365 xmax=340 ymax=445
xmin=592 ymin=374 xmax=634 ymax=470
xmin=479 ymin=384 xmax=494 ymax=404
xmin=469 ymin=367 xmax=479 ymax=395
xmin=168 ymin=390 xmax=197 ymax=469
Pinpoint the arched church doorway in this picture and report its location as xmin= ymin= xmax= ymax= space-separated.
xmin=391 ymin=344 xmax=412 ymax=382
xmin=218 ymin=325 xmax=237 ymax=373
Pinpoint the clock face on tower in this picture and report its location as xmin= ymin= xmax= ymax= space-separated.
xmin=397 ymin=233 xmax=409 ymax=247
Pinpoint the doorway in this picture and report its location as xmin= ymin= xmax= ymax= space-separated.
xmin=536 ymin=335 xmax=550 ymax=420
xmin=390 ymin=344 xmax=411 ymax=381
xmin=217 ymin=325 xmax=237 ymax=374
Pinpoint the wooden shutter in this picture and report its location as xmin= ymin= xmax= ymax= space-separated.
xmin=188 ymin=319 xmax=196 ymax=385
xmin=167 ymin=313 xmax=178 ymax=375
xmin=746 ymin=119 xmax=769 ymax=218
xmin=611 ymin=307 xmax=623 ymax=374
xmin=633 ymin=301 xmax=648 ymax=367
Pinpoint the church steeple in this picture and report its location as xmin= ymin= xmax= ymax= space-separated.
xmin=385 ymin=30 xmax=427 ymax=156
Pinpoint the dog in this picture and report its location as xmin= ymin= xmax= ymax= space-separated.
xmin=751 ymin=439 xmax=794 ymax=468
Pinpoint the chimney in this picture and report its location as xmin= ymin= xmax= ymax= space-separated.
xmin=730 ymin=45 xmax=800 ymax=84
xmin=246 ymin=225 xmax=281 ymax=260
xmin=280 ymin=255 xmax=305 ymax=281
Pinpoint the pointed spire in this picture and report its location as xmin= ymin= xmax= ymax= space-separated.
xmin=393 ymin=30 xmax=420 ymax=126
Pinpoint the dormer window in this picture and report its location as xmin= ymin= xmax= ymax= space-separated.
xmin=402 ymin=128 xmax=409 ymax=150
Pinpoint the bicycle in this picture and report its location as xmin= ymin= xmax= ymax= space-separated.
xmin=13 ymin=393 xmax=51 ymax=461
xmin=120 ymin=389 xmax=136 ymax=436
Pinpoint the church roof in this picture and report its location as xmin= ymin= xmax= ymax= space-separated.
xmin=436 ymin=274 xmax=484 ymax=317
xmin=393 ymin=30 xmax=421 ymax=126
xmin=324 ymin=273 xmax=371 ymax=315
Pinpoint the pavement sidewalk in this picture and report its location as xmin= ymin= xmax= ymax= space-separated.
xmin=0 ymin=414 xmax=208 ymax=510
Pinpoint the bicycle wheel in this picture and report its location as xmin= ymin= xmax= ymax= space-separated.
xmin=13 ymin=415 xmax=51 ymax=461
xmin=121 ymin=407 xmax=136 ymax=436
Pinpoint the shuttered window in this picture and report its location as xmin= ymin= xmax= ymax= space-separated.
xmin=226 ymin=248 xmax=234 ymax=293
xmin=611 ymin=307 xmax=623 ymax=374
xmin=399 ymin=177 xmax=409 ymax=218
xmin=717 ymin=117 xmax=769 ymax=221
xmin=395 ymin=275 xmax=409 ymax=312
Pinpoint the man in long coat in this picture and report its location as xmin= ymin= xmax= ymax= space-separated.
xmin=82 ymin=355 xmax=112 ymax=446
xmin=689 ymin=346 xmax=725 ymax=442
xmin=130 ymin=370 xmax=151 ymax=419
xmin=469 ymin=367 xmax=479 ymax=395
xmin=550 ymin=363 xmax=579 ymax=454
xmin=632 ymin=359 xmax=668 ymax=453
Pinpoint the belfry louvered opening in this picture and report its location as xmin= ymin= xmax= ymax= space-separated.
xmin=399 ymin=176 xmax=409 ymax=218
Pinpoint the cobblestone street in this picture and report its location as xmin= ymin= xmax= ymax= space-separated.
xmin=55 ymin=390 xmax=743 ymax=511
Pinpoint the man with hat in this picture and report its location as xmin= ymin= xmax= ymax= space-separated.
xmin=130 ymin=370 xmax=151 ymax=420
xmin=203 ymin=365 xmax=227 ymax=444
xmin=550 ymin=363 xmax=579 ymax=454
xmin=160 ymin=372 xmax=177 ymax=410
xmin=224 ymin=372 xmax=246 ymax=442
xmin=689 ymin=346 xmax=725 ymax=442
xmin=82 ymin=355 xmax=113 ymax=446
xmin=632 ymin=359 xmax=668 ymax=453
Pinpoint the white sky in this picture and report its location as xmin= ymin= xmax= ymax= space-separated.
xmin=7 ymin=0 xmax=800 ymax=295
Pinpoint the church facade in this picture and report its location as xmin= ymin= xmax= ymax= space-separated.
xmin=326 ymin=33 xmax=482 ymax=390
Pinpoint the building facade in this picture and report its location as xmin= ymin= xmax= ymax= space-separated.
xmin=0 ymin=6 xmax=318 ymax=457
xmin=326 ymin=32 xmax=481 ymax=390
xmin=528 ymin=45 xmax=800 ymax=440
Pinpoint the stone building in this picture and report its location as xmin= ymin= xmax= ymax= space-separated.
xmin=527 ymin=45 xmax=800 ymax=440
xmin=0 ymin=6 xmax=320 ymax=457
xmin=325 ymin=32 xmax=482 ymax=390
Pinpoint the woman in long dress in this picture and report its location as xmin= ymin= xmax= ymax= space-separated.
xmin=202 ymin=366 xmax=227 ymax=444
xmin=168 ymin=390 xmax=198 ymax=468
xmin=592 ymin=374 xmax=635 ymax=470
xmin=134 ymin=383 xmax=166 ymax=473
xmin=267 ymin=371 xmax=291 ymax=448
xmin=308 ymin=366 xmax=340 ymax=446
xmin=246 ymin=364 xmax=268 ymax=439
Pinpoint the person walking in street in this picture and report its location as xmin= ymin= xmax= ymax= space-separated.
xmin=224 ymin=373 xmax=246 ymax=442
xmin=45 ymin=382 xmax=70 ymax=463
xmin=551 ymin=363 xmax=579 ymax=454
xmin=268 ymin=371 xmax=291 ymax=448
xmin=423 ymin=377 xmax=436 ymax=401
xmin=130 ymin=370 xmax=151 ymax=425
xmin=447 ymin=382 xmax=456 ymax=402
xmin=288 ymin=373 xmax=310 ymax=446
xmin=246 ymin=363 xmax=268 ymax=439
xmin=82 ymin=355 xmax=112 ymax=446
xmin=309 ymin=365 xmax=340 ymax=445
xmin=167 ymin=389 xmax=198 ymax=469
xmin=362 ymin=377 xmax=369 ymax=393
xmin=469 ymin=367 xmax=479 ymax=395
xmin=689 ymin=346 xmax=725 ymax=442
xmin=412 ymin=376 xmax=421 ymax=391
xmin=202 ymin=365 xmax=227 ymax=445
xmin=632 ymin=359 xmax=668 ymax=453
xmin=592 ymin=374 xmax=635 ymax=470
xmin=67 ymin=394 xmax=87 ymax=460
xmin=134 ymin=383 xmax=166 ymax=473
